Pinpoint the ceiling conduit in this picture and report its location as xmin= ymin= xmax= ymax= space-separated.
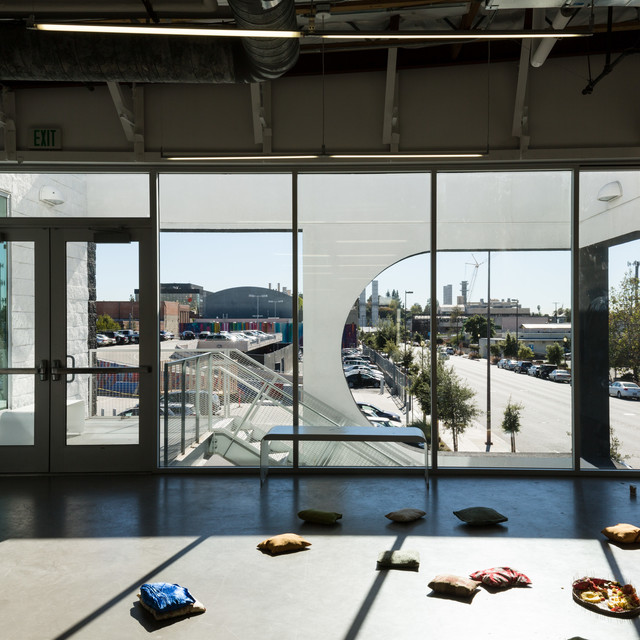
xmin=0 ymin=0 xmax=299 ymax=83
xmin=530 ymin=5 xmax=580 ymax=68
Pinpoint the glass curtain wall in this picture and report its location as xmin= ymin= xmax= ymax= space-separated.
xmin=436 ymin=171 xmax=572 ymax=469
xmin=579 ymin=170 xmax=640 ymax=471
xmin=157 ymin=173 xmax=293 ymax=468
xmin=298 ymin=173 xmax=430 ymax=468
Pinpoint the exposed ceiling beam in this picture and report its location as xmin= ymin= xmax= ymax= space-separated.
xmin=382 ymin=47 xmax=400 ymax=151
xmin=107 ymin=81 xmax=145 ymax=159
xmin=0 ymin=88 xmax=16 ymax=162
xmin=250 ymin=82 xmax=272 ymax=153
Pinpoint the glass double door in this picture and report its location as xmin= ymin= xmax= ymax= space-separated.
xmin=0 ymin=226 xmax=153 ymax=473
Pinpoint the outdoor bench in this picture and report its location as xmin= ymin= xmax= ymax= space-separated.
xmin=259 ymin=425 xmax=428 ymax=486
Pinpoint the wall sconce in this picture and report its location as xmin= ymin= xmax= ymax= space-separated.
xmin=39 ymin=186 xmax=65 ymax=205
xmin=597 ymin=181 xmax=622 ymax=202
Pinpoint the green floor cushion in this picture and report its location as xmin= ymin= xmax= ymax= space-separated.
xmin=297 ymin=509 xmax=342 ymax=525
xmin=376 ymin=550 xmax=420 ymax=571
xmin=428 ymin=574 xmax=481 ymax=597
xmin=602 ymin=523 xmax=640 ymax=544
xmin=453 ymin=506 xmax=508 ymax=525
xmin=257 ymin=532 xmax=312 ymax=555
xmin=469 ymin=567 xmax=531 ymax=588
xmin=385 ymin=508 xmax=426 ymax=522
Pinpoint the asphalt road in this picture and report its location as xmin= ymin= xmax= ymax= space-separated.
xmin=439 ymin=353 xmax=640 ymax=468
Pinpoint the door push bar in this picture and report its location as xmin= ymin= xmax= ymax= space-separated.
xmin=0 ymin=360 xmax=49 ymax=381
xmin=51 ymin=358 xmax=152 ymax=382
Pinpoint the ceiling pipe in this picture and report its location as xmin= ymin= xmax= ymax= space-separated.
xmin=530 ymin=5 xmax=580 ymax=68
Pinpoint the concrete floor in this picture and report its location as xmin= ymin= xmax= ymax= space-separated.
xmin=1 ymin=473 xmax=640 ymax=640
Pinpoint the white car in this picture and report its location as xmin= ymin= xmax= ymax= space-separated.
xmin=609 ymin=380 xmax=640 ymax=400
xmin=549 ymin=369 xmax=571 ymax=383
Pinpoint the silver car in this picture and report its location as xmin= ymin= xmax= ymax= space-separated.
xmin=549 ymin=369 xmax=571 ymax=383
xmin=609 ymin=381 xmax=640 ymax=400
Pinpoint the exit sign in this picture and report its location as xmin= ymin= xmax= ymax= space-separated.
xmin=29 ymin=128 xmax=62 ymax=149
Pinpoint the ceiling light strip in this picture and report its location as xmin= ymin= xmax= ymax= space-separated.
xmin=164 ymin=153 xmax=483 ymax=160
xmin=32 ymin=23 xmax=590 ymax=40
xmin=166 ymin=155 xmax=320 ymax=160
xmin=34 ymin=23 xmax=301 ymax=38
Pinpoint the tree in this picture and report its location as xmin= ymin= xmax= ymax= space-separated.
xmin=385 ymin=339 xmax=400 ymax=362
xmin=517 ymin=344 xmax=534 ymax=360
xmin=502 ymin=397 xmax=524 ymax=453
xmin=501 ymin=332 xmax=519 ymax=358
xmin=449 ymin=306 xmax=464 ymax=343
xmin=438 ymin=366 xmax=479 ymax=451
xmin=400 ymin=346 xmax=415 ymax=371
xmin=410 ymin=359 xmax=479 ymax=452
xmin=490 ymin=343 xmax=502 ymax=359
xmin=410 ymin=302 xmax=423 ymax=315
xmin=610 ymin=270 xmax=640 ymax=380
xmin=463 ymin=314 xmax=496 ymax=345
xmin=96 ymin=314 xmax=120 ymax=332
xmin=546 ymin=342 xmax=564 ymax=367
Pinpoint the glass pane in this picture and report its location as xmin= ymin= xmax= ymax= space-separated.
xmin=66 ymin=241 xmax=140 ymax=445
xmin=299 ymin=173 xmax=430 ymax=469
xmin=580 ymin=170 xmax=640 ymax=470
xmin=0 ymin=240 xmax=35 ymax=445
xmin=158 ymin=174 xmax=293 ymax=468
xmin=437 ymin=171 xmax=572 ymax=470
xmin=0 ymin=174 xmax=149 ymax=218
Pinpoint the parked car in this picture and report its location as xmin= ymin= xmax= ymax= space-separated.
xmin=345 ymin=371 xmax=383 ymax=389
xmin=96 ymin=333 xmax=114 ymax=347
xmin=198 ymin=331 xmax=211 ymax=339
xmin=357 ymin=402 xmax=401 ymax=422
xmin=181 ymin=330 xmax=196 ymax=340
xmin=496 ymin=358 xmax=508 ymax=369
xmin=537 ymin=364 xmax=557 ymax=380
xmin=505 ymin=359 xmax=518 ymax=371
xmin=119 ymin=329 xmax=138 ymax=343
xmin=159 ymin=390 xmax=221 ymax=415
xmin=514 ymin=361 xmax=533 ymax=374
xmin=343 ymin=364 xmax=384 ymax=379
xmin=119 ymin=404 xmax=176 ymax=417
xmin=159 ymin=330 xmax=174 ymax=341
xmin=446 ymin=347 xmax=454 ymax=355
xmin=527 ymin=364 xmax=539 ymax=377
xmin=609 ymin=380 xmax=640 ymax=400
xmin=549 ymin=369 xmax=571 ymax=383
xmin=101 ymin=330 xmax=128 ymax=345
xmin=206 ymin=333 xmax=234 ymax=341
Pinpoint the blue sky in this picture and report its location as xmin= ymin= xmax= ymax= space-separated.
xmin=96 ymin=234 xmax=640 ymax=317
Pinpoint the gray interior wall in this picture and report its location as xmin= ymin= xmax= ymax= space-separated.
xmin=2 ymin=54 xmax=638 ymax=163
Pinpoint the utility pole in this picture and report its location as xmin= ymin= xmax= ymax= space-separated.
xmin=628 ymin=261 xmax=640 ymax=305
xmin=553 ymin=301 xmax=559 ymax=323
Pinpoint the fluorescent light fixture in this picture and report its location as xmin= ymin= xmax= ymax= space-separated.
xmin=318 ymin=30 xmax=588 ymax=40
xmin=32 ymin=23 xmax=590 ymax=41
xmin=166 ymin=154 xmax=319 ymax=161
xmin=331 ymin=153 xmax=484 ymax=159
xmin=34 ymin=23 xmax=301 ymax=38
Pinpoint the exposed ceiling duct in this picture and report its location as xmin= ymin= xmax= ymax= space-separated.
xmin=0 ymin=0 xmax=300 ymax=83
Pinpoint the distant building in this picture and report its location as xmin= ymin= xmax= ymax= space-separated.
xmin=443 ymin=284 xmax=452 ymax=305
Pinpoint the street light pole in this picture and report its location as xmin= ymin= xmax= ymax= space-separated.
xmin=403 ymin=290 xmax=413 ymax=411
xmin=404 ymin=290 xmax=413 ymax=357
xmin=248 ymin=294 xmax=268 ymax=323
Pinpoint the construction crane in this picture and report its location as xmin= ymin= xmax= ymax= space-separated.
xmin=465 ymin=253 xmax=486 ymax=302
